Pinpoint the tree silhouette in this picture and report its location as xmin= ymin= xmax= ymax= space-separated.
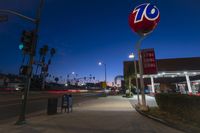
xmin=55 ymin=77 xmax=59 ymax=83
xmin=35 ymin=45 xmax=49 ymax=75
xmin=48 ymin=48 xmax=56 ymax=65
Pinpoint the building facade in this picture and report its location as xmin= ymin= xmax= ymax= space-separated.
xmin=124 ymin=57 xmax=200 ymax=94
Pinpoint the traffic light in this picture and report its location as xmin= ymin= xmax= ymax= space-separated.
xmin=19 ymin=65 xmax=29 ymax=75
xmin=19 ymin=65 xmax=33 ymax=76
xmin=20 ymin=30 xmax=36 ymax=55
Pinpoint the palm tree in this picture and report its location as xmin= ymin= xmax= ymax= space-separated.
xmin=55 ymin=77 xmax=59 ymax=83
xmin=50 ymin=48 xmax=56 ymax=57
xmin=41 ymin=45 xmax=49 ymax=64
xmin=43 ymin=45 xmax=49 ymax=55
xmin=35 ymin=48 xmax=44 ymax=74
xmin=48 ymin=48 xmax=56 ymax=65
xmin=35 ymin=45 xmax=49 ymax=75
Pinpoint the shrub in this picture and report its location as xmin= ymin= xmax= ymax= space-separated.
xmin=155 ymin=93 xmax=200 ymax=123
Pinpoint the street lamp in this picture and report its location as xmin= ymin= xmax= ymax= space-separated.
xmin=129 ymin=53 xmax=135 ymax=59
xmin=129 ymin=53 xmax=140 ymax=105
xmin=67 ymin=72 xmax=77 ymax=85
xmin=98 ymin=62 xmax=107 ymax=87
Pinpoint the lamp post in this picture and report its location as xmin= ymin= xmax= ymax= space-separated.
xmin=67 ymin=72 xmax=77 ymax=85
xmin=98 ymin=62 xmax=107 ymax=88
xmin=129 ymin=53 xmax=140 ymax=105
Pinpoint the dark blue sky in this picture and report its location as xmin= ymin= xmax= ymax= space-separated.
xmin=0 ymin=0 xmax=200 ymax=82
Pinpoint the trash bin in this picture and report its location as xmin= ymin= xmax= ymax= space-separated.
xmin=47 ymin=98 xmax=58 ymax=115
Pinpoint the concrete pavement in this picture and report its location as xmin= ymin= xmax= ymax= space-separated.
xmin=0 ymin=96 xmax=184 ymax=133
xmin=128 ymin=94 xmax=158 ymax=107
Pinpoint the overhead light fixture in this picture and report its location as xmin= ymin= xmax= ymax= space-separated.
xmin=162 ymin=72 xmax=166 ymax=75
xmin=129 ymin=53 xmax=135 ymax=59
xmin=193 ymin=72 xmax=197 ymax=75
xmin=184 ymin=71 xmax=188 ymax=74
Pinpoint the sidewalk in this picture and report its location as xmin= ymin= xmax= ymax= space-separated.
xmin=128 ymin=94 xmax=158 ymax=107
xmin=0 ymin=96 xmax=183 ymax=133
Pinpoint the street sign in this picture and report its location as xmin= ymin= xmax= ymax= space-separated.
xmin=102 ymin=82 xmax=107 ymax=89
xmin=141 ymin=48 xmax=157 ymax=75
xmin=0 ymin=15 xmax=8 ymax=22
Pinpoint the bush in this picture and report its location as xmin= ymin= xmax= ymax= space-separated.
xmin=155 ymin=94 xmax=200 ymax=123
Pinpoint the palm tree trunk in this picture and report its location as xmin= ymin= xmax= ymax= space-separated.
xmin=35 ymin=56 xmax=42 ymax=75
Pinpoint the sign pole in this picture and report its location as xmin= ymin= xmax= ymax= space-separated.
xmin=134 ymin=36 xmax=147 ymax=110
xmin=129 ymin=3 xmax=160 ymax=110
xmin=138 ymin=48 xmax=147 ymax=109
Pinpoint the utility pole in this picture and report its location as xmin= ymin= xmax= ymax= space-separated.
xmin=104 ymin=63 xmax=107 ymax=84
xmin=129 ymin=53 xmax=140 ymax=104
xmin=98 ymin=62 xmax=107 ymax=89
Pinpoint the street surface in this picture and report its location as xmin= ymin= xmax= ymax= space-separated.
xmin=0 ymin=91 xmax=100 ymax=123
xmin=0 ymin=95 xmax=184 ymax=133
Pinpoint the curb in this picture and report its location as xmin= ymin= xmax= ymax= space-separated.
xmin=134 ymin=106 xmax=188 ymax=133
xmin=135 ymin=106 xmax=169 ymax=125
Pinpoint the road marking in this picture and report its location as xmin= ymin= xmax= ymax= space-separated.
xmin=0 ymin=99 xmax=47 ymax=108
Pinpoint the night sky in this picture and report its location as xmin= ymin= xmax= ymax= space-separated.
xmin=0 ymin=0 xmax=200 ymax=82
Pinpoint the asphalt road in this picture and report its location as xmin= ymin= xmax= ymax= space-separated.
xmin=0 ymin=91 xmax=100 ymax=123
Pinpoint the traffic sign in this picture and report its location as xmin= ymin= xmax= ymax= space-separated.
xmin=0 ymin=15 xmax=8 ymax=22
xmin=102 ymin=82 xmax=107 ymax=89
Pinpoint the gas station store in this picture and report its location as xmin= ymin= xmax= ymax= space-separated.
xmin=124 ymin=57 xmax=200 ymax=94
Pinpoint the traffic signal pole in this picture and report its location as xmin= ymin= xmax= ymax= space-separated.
xmin=0 ymin=9 xmax=36 ymax=23
xmin=15 ymin=0 xmax=44 ymax=125
xmin=0 ymin=2 xmax=44 ymax=124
